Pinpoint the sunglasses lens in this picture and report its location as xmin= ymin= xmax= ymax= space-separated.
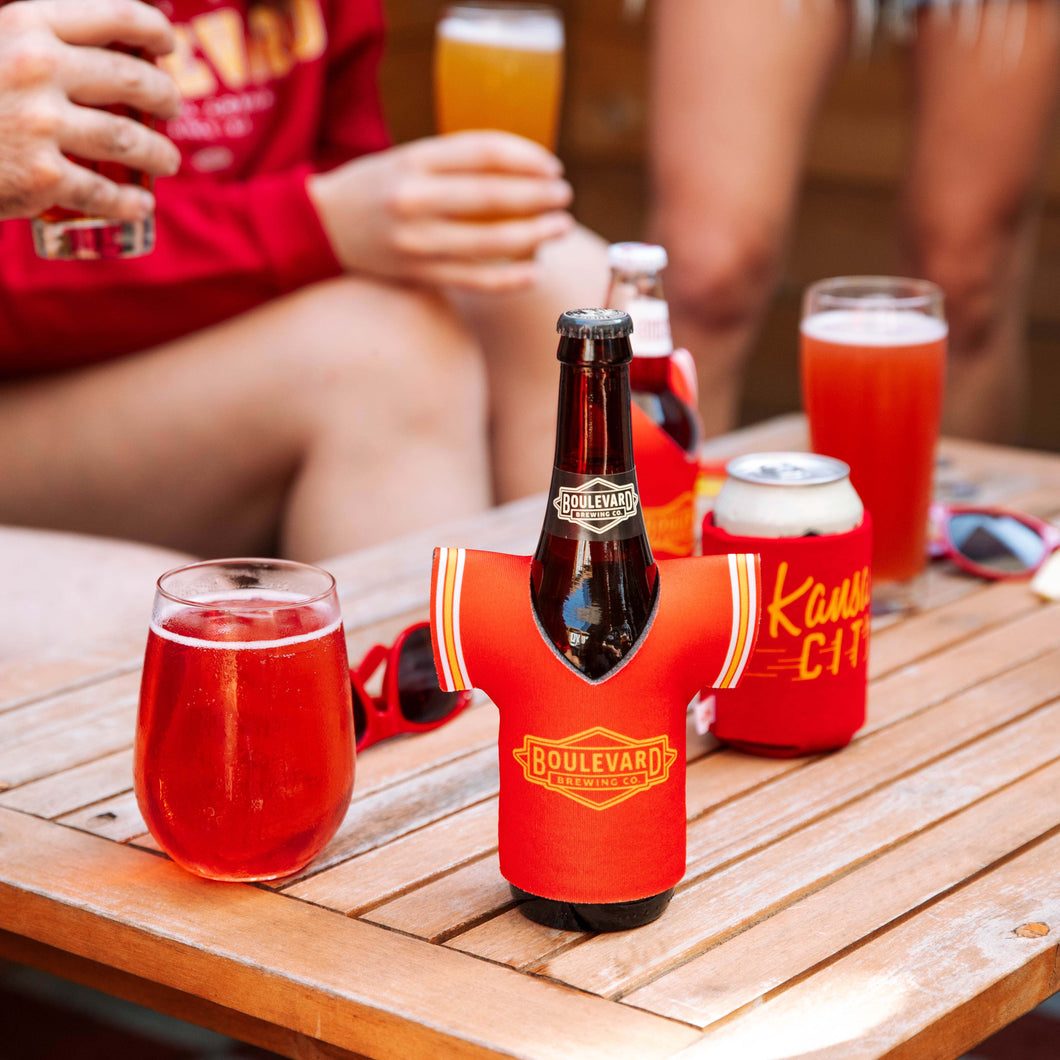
xmin=352 ymin=691 xmax=367 ymax=745
xmin=949 ymin=512 xmax=1047 ymax=574
xmin=397 ymin=625 xmax=463 ymax=724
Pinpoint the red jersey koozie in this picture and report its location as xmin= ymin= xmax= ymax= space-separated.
xmin=430 ymin=548 xmax=760 ymax=904
xmin=700 ymin=514 xmax=872 ymax=757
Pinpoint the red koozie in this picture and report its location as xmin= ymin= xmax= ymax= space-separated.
xmin=632 ymin=403 xmax=699 ymax=559
xmin=700 ymin=513 xmax=872 ymax=757
xmin=431 ymin=548 xmax=761 ymax=905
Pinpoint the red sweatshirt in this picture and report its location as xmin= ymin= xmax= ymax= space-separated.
xmin=0 ymin=0 xmax=390 ymax=375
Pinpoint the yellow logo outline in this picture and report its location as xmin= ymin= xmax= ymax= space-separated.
xmin=513 ymin=726 xmax=678 ymax=811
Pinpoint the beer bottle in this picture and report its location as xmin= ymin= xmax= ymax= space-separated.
xmin=606 ymin=242 xmax=700 ymax=456
xmin=515 ymin=308 xmax=670 ymax=930
xmin=606 ymin=243 xmax=700 ymax=558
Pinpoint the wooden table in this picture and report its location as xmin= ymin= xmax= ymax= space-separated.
xmin=1 ymin=416 xmax=1058 ymax=1060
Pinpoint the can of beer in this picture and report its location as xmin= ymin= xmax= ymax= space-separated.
xmin=713 ymin=452 xmax=863 ymax=538
xmin=702 ymin=451 xmax=871 ymax=757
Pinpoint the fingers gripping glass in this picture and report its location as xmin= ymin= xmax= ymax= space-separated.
xmin=351 ymin=622 xmax=473 ymax=751
xmin=929 ymin=502 xmax=1060 ymax=580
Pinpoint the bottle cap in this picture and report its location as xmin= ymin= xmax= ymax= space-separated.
xmin=556 ymin=308 xmax=633 ymax=339
xmin=607 ymin=242 xmax=668 ymax=274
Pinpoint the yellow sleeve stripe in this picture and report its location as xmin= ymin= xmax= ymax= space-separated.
xmin=716 ymin=553 xmax=757 ymax=689
xmin=433 ymin=547 xmax=471 ymax=692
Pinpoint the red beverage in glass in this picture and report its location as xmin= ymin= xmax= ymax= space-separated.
xmin=135 ymin=562 xmax=354 ymax=882
xmin=801 ymin=303 xmax=947 ymax=583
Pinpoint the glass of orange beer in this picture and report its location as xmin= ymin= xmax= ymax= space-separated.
xmin=134 ymin=559 xmax=355 ymax=882
xmin=434 ymin=3 xmax=565 ymax=149
xmin=800 ymin=277 xmax=947 ymax=599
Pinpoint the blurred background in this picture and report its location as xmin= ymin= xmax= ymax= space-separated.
xmin=384 ymin=0 xmax=1060 ymax=452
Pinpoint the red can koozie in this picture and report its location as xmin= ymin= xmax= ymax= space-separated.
xmin=700 ymin=513 xmax=872 ymax=757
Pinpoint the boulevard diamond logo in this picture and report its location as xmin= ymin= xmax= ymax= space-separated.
xmin=513 ymin=726 xmax=678 ymax=810
xmin=553 ymin=477 xmax=640 ymax=535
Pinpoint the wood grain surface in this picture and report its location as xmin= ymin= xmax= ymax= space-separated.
xmin=0 ymin=418 xmax=1058 ymax=1060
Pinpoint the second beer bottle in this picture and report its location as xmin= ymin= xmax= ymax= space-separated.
xmin=607 ymin=242 xmax=700 ymax=558
xmin=516 ymin=308 xmax=670 ymax=930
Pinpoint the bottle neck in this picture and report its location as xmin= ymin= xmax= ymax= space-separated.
xmin=551 ymin=343 xmax=636 ymax=476
xmin=607 ymin=270 xmax=673 ymax=359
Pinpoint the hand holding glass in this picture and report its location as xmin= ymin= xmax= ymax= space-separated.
xmin=135 ymin=560 xmax=354 ymax=882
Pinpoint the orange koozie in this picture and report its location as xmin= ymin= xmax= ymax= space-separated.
xmin=699 ymin=514 xmax=872 ymax=757
xmin=430 ymin=548 xmax=761 ymax=905
xmin=631 ymin=403 xmax=699 ymax=559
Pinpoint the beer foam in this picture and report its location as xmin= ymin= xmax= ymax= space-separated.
xmin=801 ymin=309 xmax=948 ymax=347
xmin=152 ymin=590 xmax=341 ymax=650
xmin=438 ymin=12 xmax=563 ymax=51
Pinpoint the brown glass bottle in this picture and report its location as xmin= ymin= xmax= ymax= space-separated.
xmin=513 ymin=308 xmax=672 ymax=932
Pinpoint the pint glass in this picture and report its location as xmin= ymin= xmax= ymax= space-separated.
xmin=434 ymin=3 xmax=565 ymax=149
xmin=800 ymin=277 xmax=947 ymax=590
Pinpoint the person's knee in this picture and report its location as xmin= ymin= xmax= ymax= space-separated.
xmin=659 ymin=214 xmax=782 ymax=345
xmin=905 ymin=188 xmax=1027 ymax=357
xmin=276 ymin=276 xmax=488 ymax=444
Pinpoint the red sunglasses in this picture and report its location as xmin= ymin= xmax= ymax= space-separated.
xmin=929 ymin=502 xmax=1060 ymax=581
xmin=350 ymin=622 xmax=473 ymax=752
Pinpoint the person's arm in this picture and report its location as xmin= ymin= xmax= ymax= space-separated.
xmin=148 ymin=0 xmax=574 ymax=299
xmin=305 ymin=0 xmax=574 ymax=293
xmin=0 ymin=0 xmax=181 ymax=221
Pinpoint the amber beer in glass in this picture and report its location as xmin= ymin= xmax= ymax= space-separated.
xmin=801 ymin=277 xmax=947 ymax=588
xmin=515 ymin=308 xmax=667 ymax=930
xmin=434 ymin=3 xmax=564 ymax=149
xmin=135 ymin=559 xmax=354 ymax=882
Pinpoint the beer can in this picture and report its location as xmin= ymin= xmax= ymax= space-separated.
xmin=713 ymin=452 xmax=863 ymax=538
xmin=702 ymin=451 xmax=871 ymax=757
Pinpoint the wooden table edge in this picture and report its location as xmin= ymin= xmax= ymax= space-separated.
xmin=0 ymin=806 xmax=701 ymax=1060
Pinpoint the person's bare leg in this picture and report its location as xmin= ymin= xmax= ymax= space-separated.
xmin=0 ymin=276 xmax=490 ymax=561
xmin=449 ymin=223 xmax=610 ymax=501
xmin=650 ymin=0 xmax=851 ymax=438
xmin=902 ymin=0 xmax=1060 ymax=442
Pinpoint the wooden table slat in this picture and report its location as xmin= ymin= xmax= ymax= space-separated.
xmin=0 ymin=806 xmax=701 ymax=1060
xmin=623 ymin=755 xmax=1060 ymax=1026
xmin=532 ymin=700 xmax=1060 ymax=997
xmin=0 ymin=747 xmax=133 ymax=818
xmin=667 ymin=830 xmax=1060 ymax=1060
xmin=282 ymin=798 xmax=499 ymax=915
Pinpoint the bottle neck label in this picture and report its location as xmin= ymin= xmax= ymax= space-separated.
xmin=628 ymin=297 xmax=673 ymax=358
xmin=544 ymin=468 xmax=644 ymax=540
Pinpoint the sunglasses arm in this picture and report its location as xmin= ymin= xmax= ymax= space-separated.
xmin=352 ymin=643 xmax=389 ymax=686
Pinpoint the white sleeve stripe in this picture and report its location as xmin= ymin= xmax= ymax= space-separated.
xmin=714 ymin=552 xmax=742 ymax=688
xmin=434 ymin=548 xmax=457 ymax=692
xmin=452 ymin=547 xmax=470 ymax=690
xmin=728 ymin=554 xmax=757 ymax=686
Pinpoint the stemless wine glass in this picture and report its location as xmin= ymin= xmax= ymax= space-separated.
xmin=800 ymin=277 xmax=948 ymax=609
xmin=434 ymin=2 xmax=565 ymax=149
xmin=135 ymin=559 xmax=354 ymax=882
